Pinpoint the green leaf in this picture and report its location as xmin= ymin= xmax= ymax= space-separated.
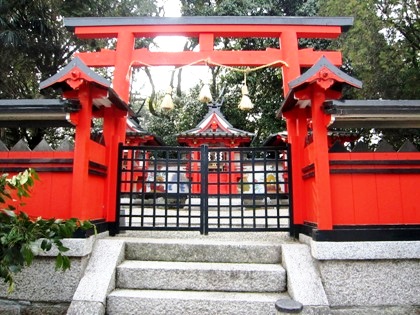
xmin=55 ymin=253 xmax=63 ymax=270
xmin=39 ymin=239 xmax=51 ymax=252
xmin=2 ymin=210 xmax=16 ymax=217
xmin=0 ymin=169 xmax=81 ymax=292
xmin=20 ymin=245 xmax=34 ymax=266
xmin=19 ymin=170 xmax=29 ymax=185
xmin=56 ymin=244 xmax=70 ymax=253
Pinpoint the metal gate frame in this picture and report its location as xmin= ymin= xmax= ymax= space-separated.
xmin=115 ymin=144 xmax=293 ymax=235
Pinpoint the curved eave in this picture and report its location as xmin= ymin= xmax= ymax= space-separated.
xmin=177 ymin=133 xmax=253 ymax=146
xmin=278 ymin=56 xmax=362 ymax=116
xmin=40 ymin=57 xmax=110 ymax=90
xmin=40 ymin=57 xmax=133 ymax=115
xmin=262 ymin=133 xmax=288 ymax=147
xmin=177 ymin=131 xmax=254 ymax=138
xmin=126 ymin=132 xmax=165 ymax=146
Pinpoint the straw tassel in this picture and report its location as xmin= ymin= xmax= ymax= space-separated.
xmin=238 ymin=74 xmax=253 ymax=110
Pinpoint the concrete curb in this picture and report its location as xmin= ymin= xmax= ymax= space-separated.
xmin=281 ymin=244 xmax=329 ymax=307
xmin=299 ymin=234 xmax=420 ymax=260
xmin=66 ymin=239 xmax=125 ymax=315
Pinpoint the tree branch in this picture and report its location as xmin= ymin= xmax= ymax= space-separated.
xmin=144 ymin=67 xmax=160 ymax=117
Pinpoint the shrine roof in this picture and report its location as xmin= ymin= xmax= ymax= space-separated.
xmin=278 ymin=56 xmax=362 ymax=115
xmin=177 ymin=103 xmax=254 ymax=140
xmin=0 ymin=99 xmax=79 ymax=127
xmin=65 ymin=16 xmax=354 ymax=33
xmin=324 ymin=99 xmax=420 ymax=129
xmin=262 ymin=132 xmax=288 ymax=147
xmin=40 ymin=57 xmax=133 ymax=114
xmin=289 ymin=56 xmax=362 ymax=91
xmin=126 ymin=117 xmax=165 ymax=145
xmin=40 ymin=57 xmax=110 ymax=90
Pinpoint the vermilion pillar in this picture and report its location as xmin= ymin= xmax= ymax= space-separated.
xmin=71 ymin=83 xmax=93 ymax=219
xmin=310 ymin=84 xmax=333 ymax=230
xmin=283 ymin=107 xmax=308 ymax=226
xmin=280 ymin=31 xmax=301 ymax=95
xmin=279 ymin=56 xmax=362 ymax=231
xmin=103 ymin=106 xmax=127 ymax=222
xmin=113 ymin=31 xmax=135 ymax=103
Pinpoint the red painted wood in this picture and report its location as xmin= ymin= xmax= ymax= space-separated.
xmin=113 ymin=31 xmax=135 ymax=103
xmin=199 ymin=33 xmax=214 ymax=51
xmin=284 ymin=107 xmax=308 ymax=225
xmin=71 ymin=84 xmax=93 ymax=220
xmin=74 ymin=25 xmax=343 ymax=39
xmin=329 ymin=152 xmax=355 ymax=225
xmin=77 ymin=48 xmax=342 ymax=68
xmin=310 ymin=84 xmax=333 ymax=230
xmin=103 ymin=106 xmax=127 ymax=222
xmin=0 ymin=151 xmax=74 ymax=219
xmin=328 ymin=152 xmax=420 ymax=226
xmin=280 ymin=31 xmax=301 ymax=95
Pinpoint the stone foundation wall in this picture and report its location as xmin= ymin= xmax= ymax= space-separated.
xmin=300 ymin=234 xmax=420 ymax=314
xmin=319 ymin=259 xmax=420 ymax=309
xmin=0 ymin=233 xmax=106 ymax=314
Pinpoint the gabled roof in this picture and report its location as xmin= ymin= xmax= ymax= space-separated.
xmin=278 ymin=56 xmax=362 ymax=115
xmin=177 ymin=104 xmax=254 ymax=144
xmin=40 ymin=57 xmax=110 ymax=90
xmin=289 ymin=56 xmax=362 ymax=91
xmin=126 ymin=117 xmax=165 ymax=146
xmin=262 ymin=132 xmax=288 ymax=147
xmin=39 ymin=57 xmax=133 ymax=114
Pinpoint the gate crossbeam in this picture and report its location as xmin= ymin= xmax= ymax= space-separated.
xmin=64 ymin=16 xmax=353 ymax=98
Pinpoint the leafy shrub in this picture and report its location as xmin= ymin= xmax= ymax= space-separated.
xmin=0 ymin=169 xmax=94 ymax=292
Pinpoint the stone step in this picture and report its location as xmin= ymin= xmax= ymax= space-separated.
xmin=125 ymin=238 xmax=282 ymax=263
xmin=117 ymin=260 xmax=286 ymax=292
xmin=107 ymin=289 xmax=290 ymax=315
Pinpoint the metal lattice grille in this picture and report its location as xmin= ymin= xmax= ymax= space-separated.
xmin=116 ymin=144 xmax=293 ymax=234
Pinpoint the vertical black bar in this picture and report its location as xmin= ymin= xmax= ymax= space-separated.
xmin=112 ymin=142 xmax=124 ymax=236
xmin=239 ymin=148 xmax=245 ymax=229
xmin=200 ymin=144 xmax=209 ymax=235
xmin=286 ymin=143 xmax=294 ymax=236
xmin=128 ymin=146 xmax=135 ymax=228
xmin=275 ymin=149 xmax=281 ymax=229
xmin=140 ymin=147 xmax=146 ymax=228
xmin=164 ymin=149 xmax=169 ymax=228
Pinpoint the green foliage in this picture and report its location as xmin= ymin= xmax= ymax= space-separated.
xmin=144 ymin=0 xmax=312 ymax=146
xmin=319 ymin=0 xmax=419 ymax=100
xmin=319 ymin=0 xmax=420 ymax=147
xmin=145 ymin=87 xmax=209 ymax=145
xmin=0 ymin=169 xmax=94 ymax=293
xmin=0 ymin=0 xmax=163 ymax=148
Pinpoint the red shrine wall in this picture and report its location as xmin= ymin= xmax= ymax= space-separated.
xmin=301 ymin=143 xmax=420 ymax=227
xmin=0 ymin=150 xmax=74 ymax=219
xmin=328 ymin=151 xmax=420 ymax=226
xmin=0 ymin=140 xmax=108 ymax=221
xmin=84 ymin=140 xmax=107 ymax=220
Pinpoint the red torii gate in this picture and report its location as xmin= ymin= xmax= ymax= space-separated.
xmin=64 ymin=16 xmax=352 ymax=101
xmin=64 ymin=16 xmax=353 ymax=230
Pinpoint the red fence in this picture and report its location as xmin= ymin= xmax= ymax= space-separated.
xmin=329 ymin=151 xmax=420 ymax=226
xmin=302 ymin=142 xmax=420 ymax=228
xmin=0 ymin=139 xmax=108 ymax=221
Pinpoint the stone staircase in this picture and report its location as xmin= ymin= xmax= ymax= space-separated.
xmin=106 ymin=233 xmax=293 ymax=315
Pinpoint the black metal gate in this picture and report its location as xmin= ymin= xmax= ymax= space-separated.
xmin=115 ymin=144 xmax=293 ymax=234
